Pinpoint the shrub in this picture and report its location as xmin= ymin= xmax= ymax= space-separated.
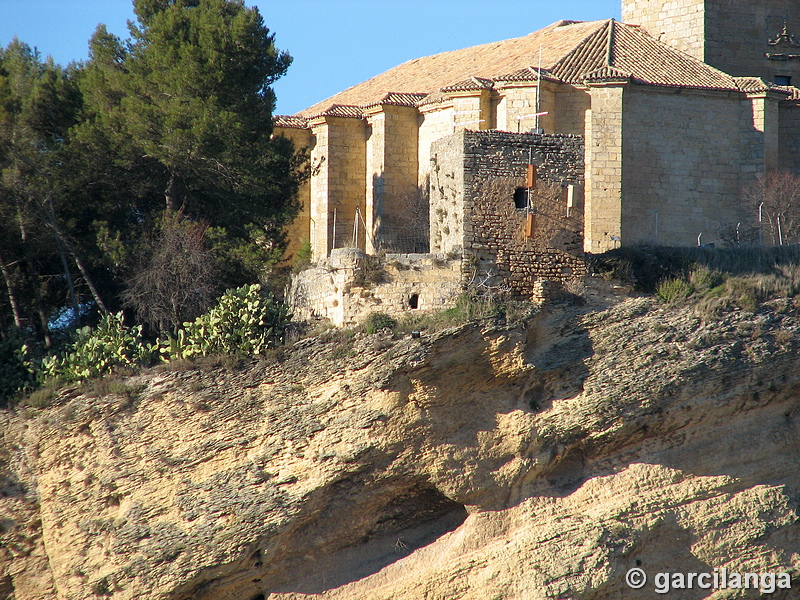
xmin=656 ymin=278 xmax=693 ymax=303
xmin=158 ymin=284 xmax=290 ymax=361
xmin=24 ymin=385 xmax=57 ymax=409
xmin=589 ymin=245 xmax=800 ymax=293
xmin=688 ymin=266 xmax=724 ymax=292
xmin=292 ymin=239 xmax=313 ymax=273
xmin=0 ymin=330 xmax=37 ymax=404
xmin=353 ymin=255 xmax=387 ymax=287
xmin=40 ymin=312 xmax=153 ymax=383
xmin=364 ymin=313 xmax=397 ymax=334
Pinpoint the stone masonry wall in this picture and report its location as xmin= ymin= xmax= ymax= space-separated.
xmin=622 ymin=0 xmax=706 ymax=61
xmin=621 ymin=86 xmax=754 ymax=247
xmin=495 ymin=81 xmax=557 ymax=134
xmin=274 ymin=126 xmax=313 ymax=263
xmin=431 ymin=130 xmax=586 ymax=301
xmin=365 ymin=105 xmax=424 ymax=254
xmin=623 ymin=0 xmax=800 ymax=84
xmin=585 ymin=85 xmax=624 ymax=253
xmin=289 ymin=248 xmax=462 ymax=327
xmin=554 ymin=86 xmax=591 ymax=136
xmin=308 ymin=116 xmax=368 ymax=259
xmin=779 ymin=101 xmax=800 ymax=175
xmin=704 ymin=0 xmax=800 ymax=82
xmin=418 ymin=107 xmax=457 ymax=188
xmin=429 ymin=130 xmax=467 ymax=255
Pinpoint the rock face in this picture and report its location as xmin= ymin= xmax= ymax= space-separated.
xmin=4 ymin=288 xmax=800 ymax=599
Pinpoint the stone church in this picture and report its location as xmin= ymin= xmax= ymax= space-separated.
xmin=275 ymin=0 xmax=800 ymax=263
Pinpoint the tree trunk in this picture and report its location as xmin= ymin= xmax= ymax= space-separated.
xmin=42 ymin=199 xmax=109 ymax=316
xmin=165 ymin=172 xmax=177 ymax=212
xmin=0 ymin=251 xmax=23 ymax=329
xmin=16 ymin=209 xmax=52 ymax=349
xmin=66 ymin=239 xmax=109 ymax=315
xmin=53 ymin=225 xmax=81 ymax=323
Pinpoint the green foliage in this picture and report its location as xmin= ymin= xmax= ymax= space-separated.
xmin=40 ymin=312 xmax=153 ymax=382
xmin=688 ymin=266 xmax=724 ymax=292
xmin=396 ymin=292 xmax=535 ymax=334
xmin=656 ymin=278 xmax=693 ymax=303
xmin=0 ymin=330 xmax=37 ymax=403
xmin=353 ymin=255 xmax=387 ymax=288
xmin=81 ymin=0 xmax=303 ymax=232
xmin=647 ymin=260 xmax=800 ymax=317
xmin=589 ymin=245 xmax=800 ymax=293
xmin=292 ymin=239 xmax=313 ymax=273
xmin=364 ymin=313 xmax=397 ymax=335
xmin=158 ymin=284 xmax=290 ymax=360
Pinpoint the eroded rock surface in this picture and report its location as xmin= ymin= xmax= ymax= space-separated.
xmin=3 ymin=289 xmax=800 ymax=599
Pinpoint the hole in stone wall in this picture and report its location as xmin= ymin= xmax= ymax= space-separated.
xmin=513 ymin=187 xmax=528 ymax=209
xmin=409 ymin=293 xmax=419 ymax=309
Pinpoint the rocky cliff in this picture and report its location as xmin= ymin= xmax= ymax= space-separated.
xmin=3 ymin=283 xmax=800 ymax=600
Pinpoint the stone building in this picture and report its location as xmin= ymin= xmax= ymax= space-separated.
xmin=280 ymin=0 xmax=800 ymax=323
xmin=276 ymin=0 xmax=800 ymax=261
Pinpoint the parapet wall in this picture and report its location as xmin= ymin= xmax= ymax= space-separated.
xmin=289 ymin=248 xmax=463 ymax=326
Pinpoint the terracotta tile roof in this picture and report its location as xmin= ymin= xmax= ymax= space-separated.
xmin=362 ymin=92 xmax=428 ymax=109
xmin=273 ymin=115 xmax=309 ymax=129
xmin=548 ymin=20 xmax=737 ymax=90
xmin=297 ymin=19 xmax=608 ymax=117
xmin=441 ymin=76 xmax=495 ymax=92
xmin=494 ymin=67 xmax=558 ymax=83
xmin=733 ymin=77 xmax=797 ymax=99
xmin=608 ymin=22 xmax=736 ymax=90
xmin=732 ymin=77 xmax=764 ymax=93
xmin=582 ymin=66 xmax=632 ymax=83
xmin=294 ymin=18 xmax=752 ymax=120
xmin=307 ymin=104 xmax=365 ymax=120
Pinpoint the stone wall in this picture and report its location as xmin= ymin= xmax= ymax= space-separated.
xmin=308 ymin=116 xmax=368 ymax=259
xmin=418 ymin=107 xmax=458 ymax=188
xmin=495 ymin=80 xmax=557 ymax=134
xmin=623 ymin=0 xmax=800 ymax=84
xmin=705 ymin=0 xmax=800 ymax=82
xmin=554 ymin=86 xmax=591 ymax=136
xmin=779 ymin=101 xmax=800 ymax=174
xmin=430 ymin=130 xmax=586 ymax=300
xmin=289 ymin=248 xmax=463 ymax=326
xmin=365 ymin=105 xmax=422 ymax=254
xmin=274 ymin=126 xmax=313 ymax=262
xmin=619 ymin=85 xmax=755 ymax=247
xmin=622 ymin=0 xmax=705 ymax=61
xmin=585 ymin=85 xmax=624 ymax=253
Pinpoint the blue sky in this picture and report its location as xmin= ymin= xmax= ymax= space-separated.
xmin=0 ymin=1 xmax=621 ymax=115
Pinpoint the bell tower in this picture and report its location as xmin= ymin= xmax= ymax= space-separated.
xmin=622 ymin=0 xmax=706 ymax=62
xmin=622 ymin=0 xmax=800 ymax=85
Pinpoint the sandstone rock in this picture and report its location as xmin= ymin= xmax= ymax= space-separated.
xmin=3 ymin=290 xmax=800 ymax=599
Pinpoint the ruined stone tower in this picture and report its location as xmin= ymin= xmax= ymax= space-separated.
xmin=622 ymin=0 xmax=800 ymax=85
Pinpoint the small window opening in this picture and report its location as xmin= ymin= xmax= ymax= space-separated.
xmin=775 ymin=75 xmax=792 ymax=86
xmin=513 ymin=187 xmax=528 ymax=209
xmin=409 ymin=293 xmax=419 ymax=309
